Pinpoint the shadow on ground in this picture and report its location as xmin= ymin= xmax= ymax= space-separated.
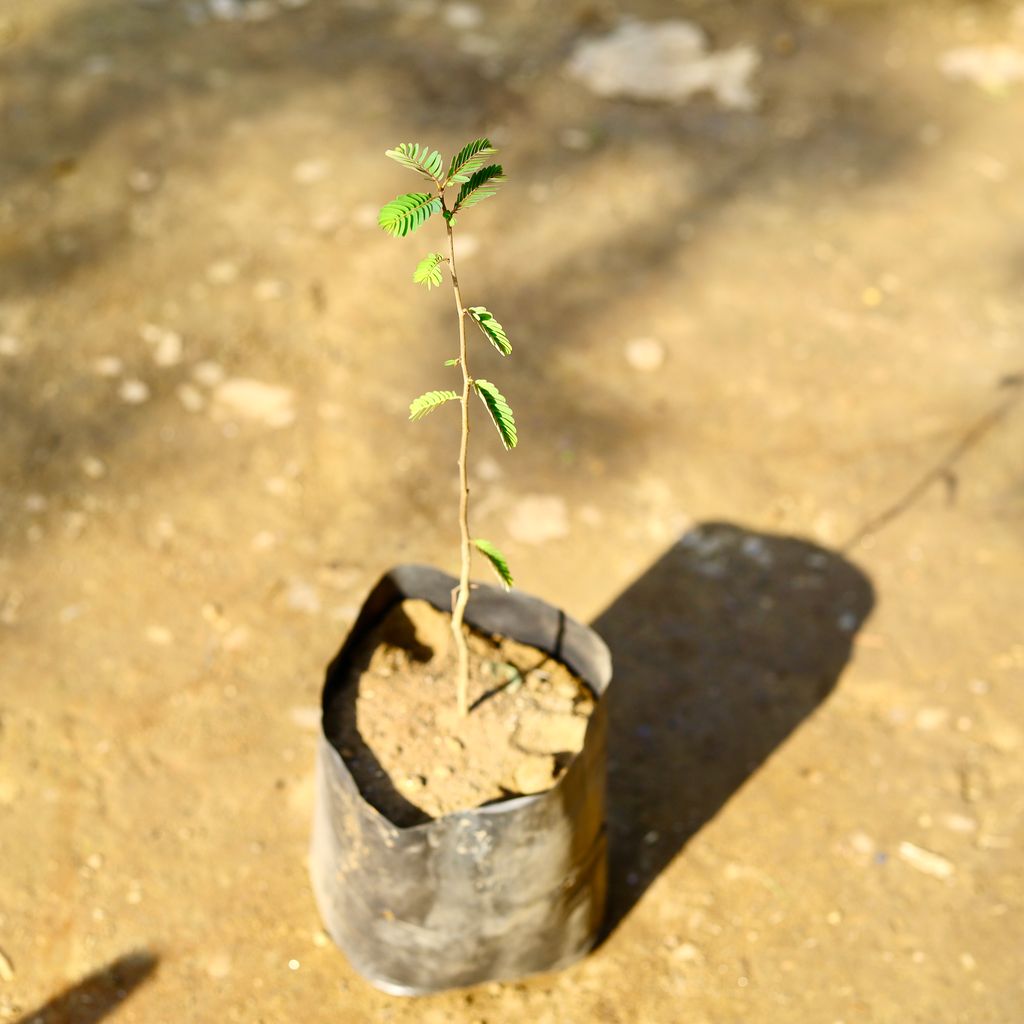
xmin=593 ymin=521 xmax=874 ymax=938
xmin=13 ymin=950 xmax=157 ymax=1024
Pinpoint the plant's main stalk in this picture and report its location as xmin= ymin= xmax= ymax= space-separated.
xmin=445 ymin=214 xmax=473 ymax=717
xmin=380 ymin=138 xmax=516 ymax=718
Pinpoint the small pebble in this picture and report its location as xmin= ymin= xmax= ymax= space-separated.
xmin=140 ymin=323 xmax=183 ymax=367
xmin=251 ymin=531 xmax=277 ymax=552
xmin=176 ymin=383 xmax=205 ymax=412
xmin=287 ymin=958 xmax=300 ymax=970
xmin=222 ymin=625 xmax=249 ymax=652
xmin=212 ymin=378 xmax=296 ymax=429
xmin=940 ymin=813 xmax=977 ymax=834
xmin=253 ymin=278 xmax=284 ymax=301
xmin=672 ymin=942 xmax=704 ymax=963
xmin=289 ymin=706 xmax=321 ymax=731
xmin=206 ymin=260 xmax=240 ymax=285
xmin=514 ymin=755 xmax=556 ymax=795
xmin=506 ymin=494 xmax=570 ymax=545
xmin=939 ymin=45 xmax=1024 ymax=91
xmin=625 ymin=337 xmax=665 ymax=372
xmin=119 ymin=379 xmax=151 ymax=404
xmin=94 ymin=355 xmax=124 ymax=377
xmin=192 ymin=361 xmax=225 ymax=387
xmin=206 ymin=952 xmax=232 ymax=979
xmin=560 ymin=127 xmax=593 ymax=150
xmin=914 ymin=707 xmax=950 ymax=731
xmin=292 ymin=159 xmax=330 ymax=184
xmin=145 ymin=625 xmax=173 ymax=646
xmin=443 ymin=2 xmax=482 ymax=29
xmin=898 ymin=841 xmax=955 ymax=880
xmin=81 ymin=456 xmax=107 ymax=480
xmin=128 ymin=168 xmax=158 ymax=193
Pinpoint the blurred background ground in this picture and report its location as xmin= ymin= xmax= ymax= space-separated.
xmin=1 ymin=0 xmax=1022 ymax=1021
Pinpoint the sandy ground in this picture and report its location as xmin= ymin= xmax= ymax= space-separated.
xmin=1 ymin=0 xmax=1022 ymax=1021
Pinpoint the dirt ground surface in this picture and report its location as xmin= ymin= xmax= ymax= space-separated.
xmin=1 ymin=0 xmax=1022 ymax=1021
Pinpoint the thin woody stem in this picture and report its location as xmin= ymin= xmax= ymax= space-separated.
xmin=445 ymin=212 xmax=472 ymax=717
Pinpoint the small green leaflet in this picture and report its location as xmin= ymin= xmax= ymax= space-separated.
xmin=444 ymin=358 xmax=459 ymax=366
xmin=413 ymin=252 xmax=445 ymax=290
xmin=454 ymin=165 xmax=504 ymax=212
xmin=445 ymin=138 xmax=496 ymax=186
xmin=409 ymin=390 xmax=459 ymax=421
xmin=474 ymin=538 xmax=513 ymax=589
xmin=473 ymin=379 xmax=517 ymax=449
xmin=467 ymin=306 xmax=511 ymax=356
xmin=385 ymin=143 xmax=444 ymax=181
xmin=378 ymin=193 xmax=442 ymax=238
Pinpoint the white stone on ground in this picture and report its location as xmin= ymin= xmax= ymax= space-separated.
xmin=253 ymin=278 xmax=284 ymax=301
xmin=211 ymin=378 xmax=296 ymax=428
xmin=140 ymin=323 xmax=184 ymax=366
xmin=119 ymin=379 xmax=151 ymax=404
xmin=625 ymin=337 xmax=665 ymax=371
xmin=285 ymin=579 xmax=321 ymax=614
xmin=292 ymin=159 xmax=330 ymax=185
xmin=176 ymin=383 xmax=205 ymax=412
xmin=192 ymin=360 xmax=225 ymax=387
xmin=289 ymin=706 xmax=321 ymax=731
xmin=94 ymin=355 xmax=124 ymax=377
xmin=567 ymin=20 xmax=760 ymax=110
xmin=443 ymin=2 xmax=482 ymax=30
xmin=898 ymin=841 xmax=955 ymax=880
xmin=206 ymin=260 xmax=240 ymax=285
xmin=940 ymin=45 xmax=1024 ymax=90
xmin=145 ymin=625 xmax=174 ymax=646
xmin=505 ymin=495 xmax=570 ymax=544
xmin=81 ymin=456 xmax=107 ymax=480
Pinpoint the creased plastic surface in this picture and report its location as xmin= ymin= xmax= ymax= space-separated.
xmin=310 ymin=565 xmax=612 ymax=995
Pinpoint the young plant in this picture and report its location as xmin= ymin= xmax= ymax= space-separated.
xmin=378 ymin=139 xmax=517 ymax=717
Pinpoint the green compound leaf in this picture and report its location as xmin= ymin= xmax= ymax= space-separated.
xmin=473 ymin=379 xmax=517 ymax=450
xmin=444 ymin=358 xmax=460 ymax=366
xmin=413 ymin=252 xmax=445 ymax=290
xmin=454 ymin=164 xmax=505 ymax=212
xmin=378 ymin=193 xmax=443 ymax=238
xmin=385 ymin=143 xmax=444 ymax=182
xmin=474 ymin=538 xmax=514 ymax=590
xmin=445 ymin=138 xmax=496 ymax=186
xmin=467 ymin=306 xmax=511 ymax=356
xmin=409 ymin=389 xmax=459 ymax=421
